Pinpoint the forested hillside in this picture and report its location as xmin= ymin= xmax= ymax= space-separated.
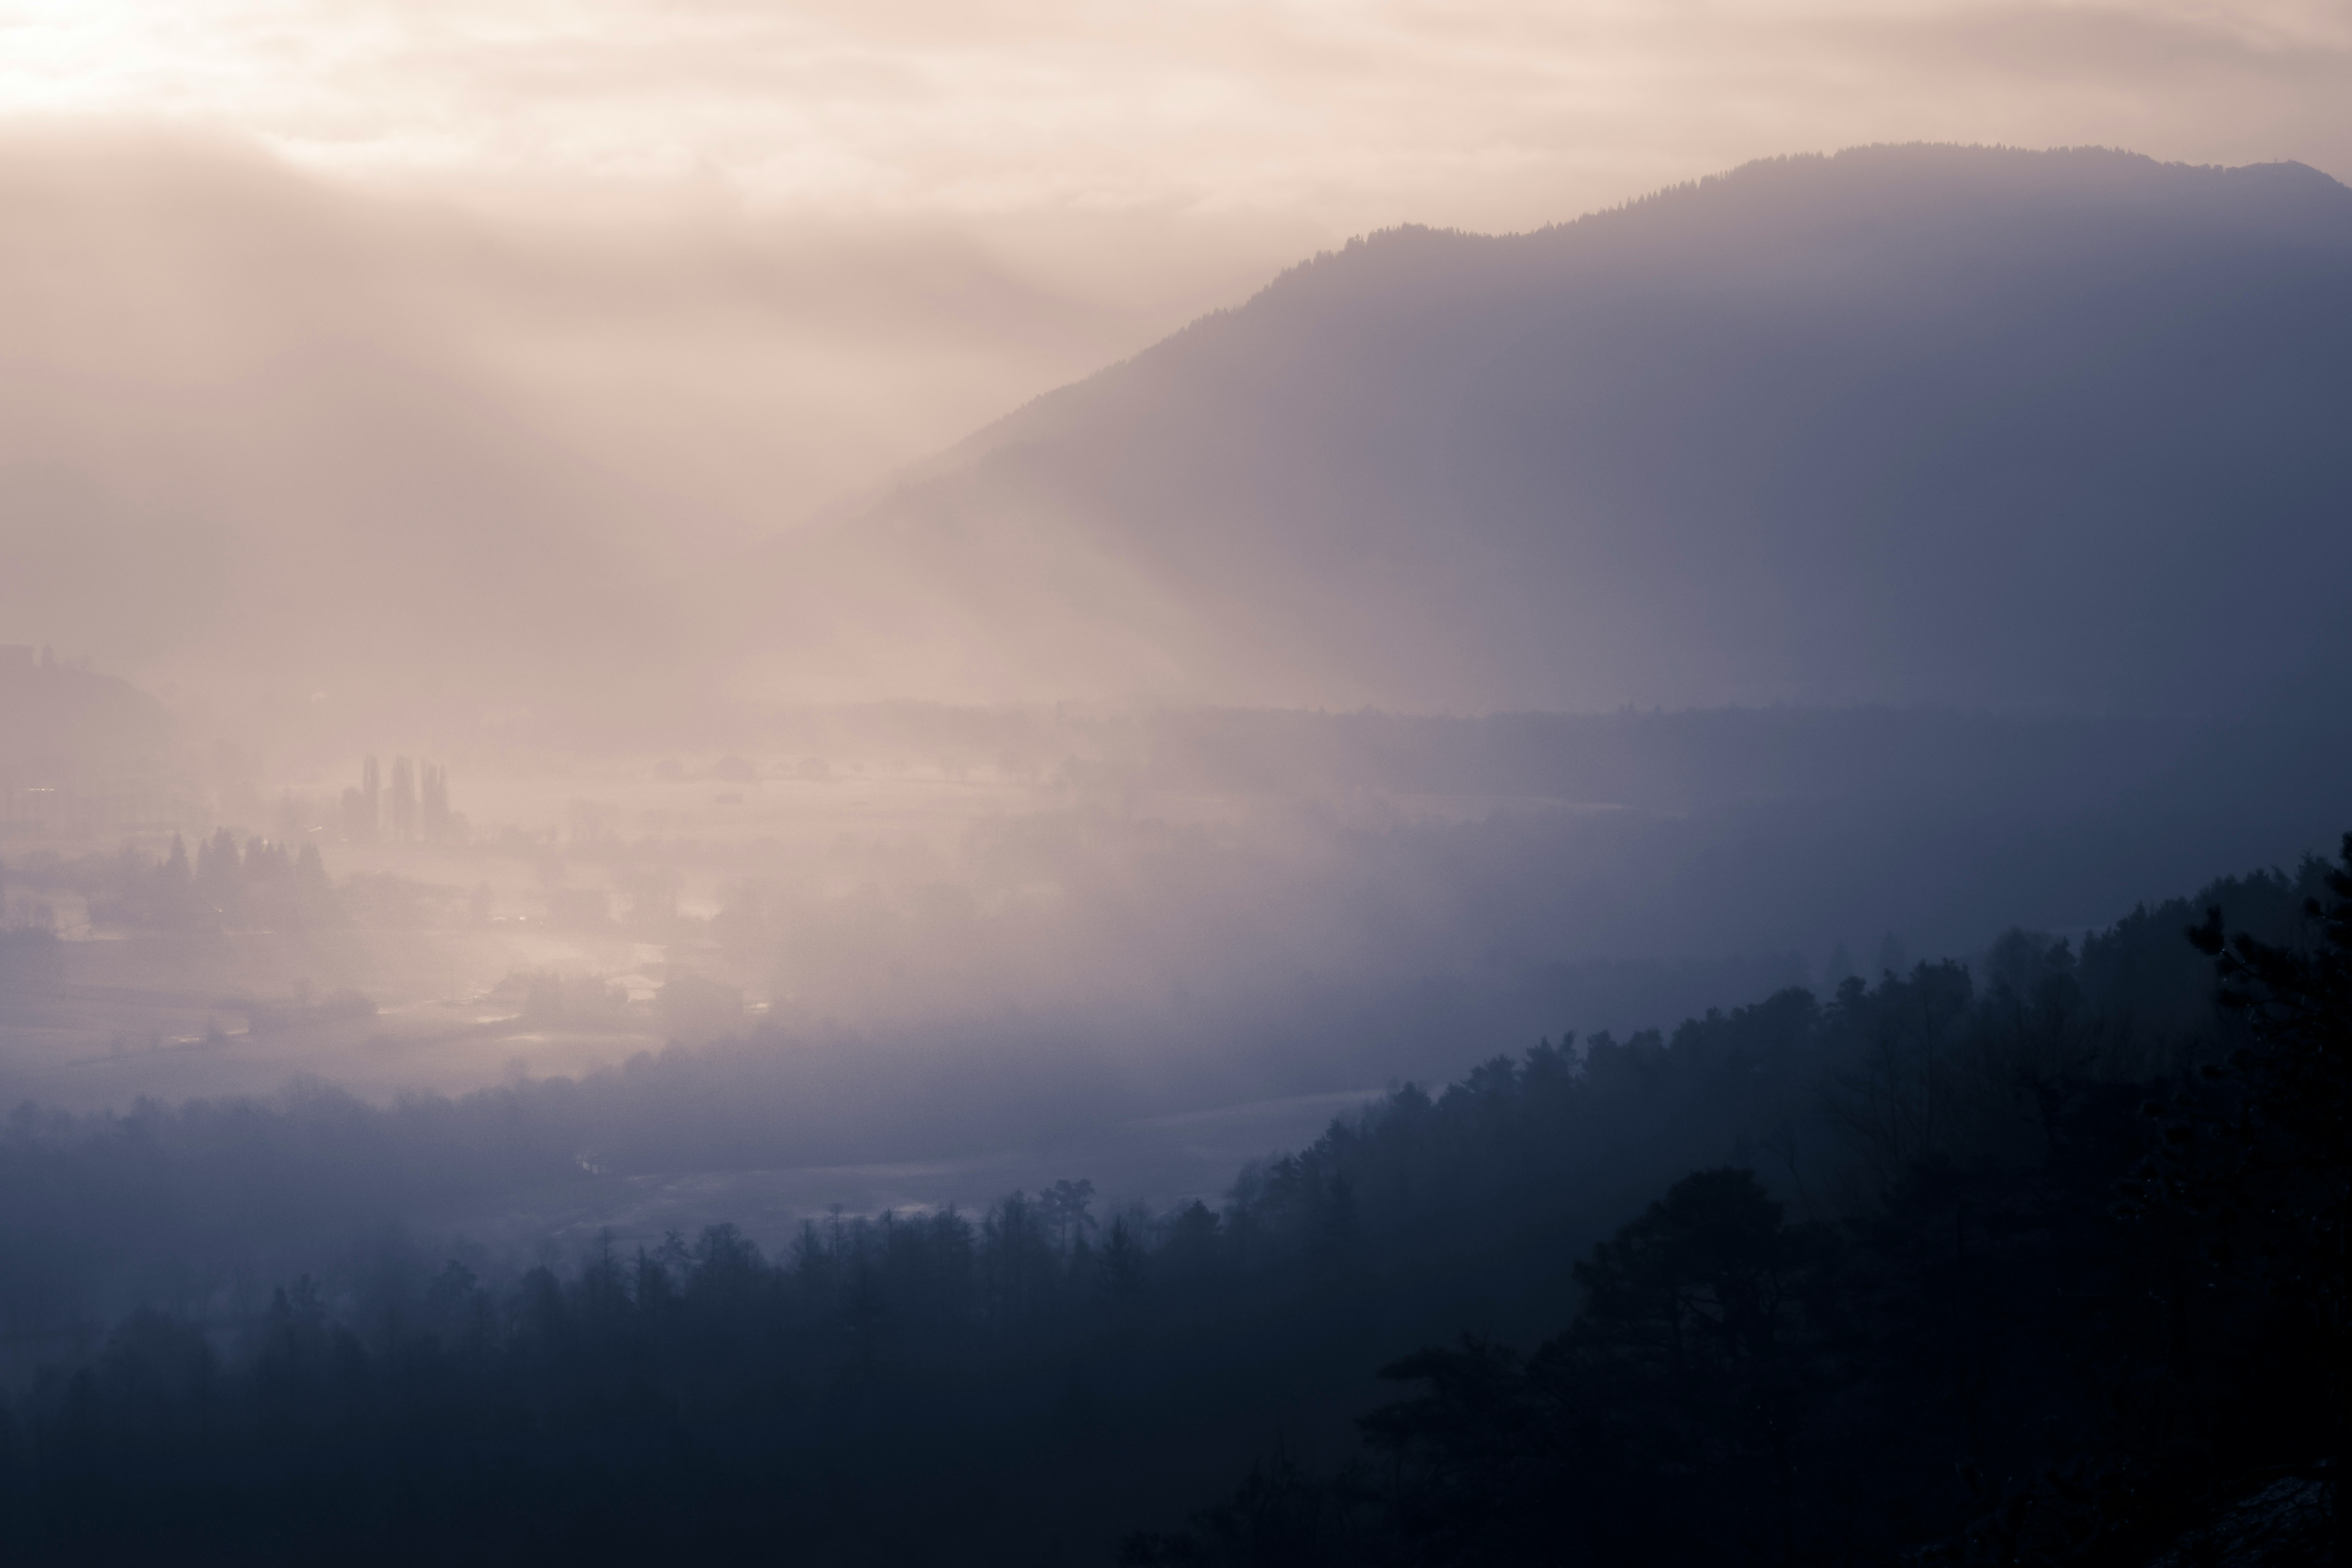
xmin=1 ymin=842 xmax=2341 ymax=1563
xmin=746 ymin=146 xmax=2352 ymax=715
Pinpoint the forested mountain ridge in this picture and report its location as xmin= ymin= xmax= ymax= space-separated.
xmin=1129 ymin=853 xmax=2350 ymax=1564
xmin=748 ymin=145 xmax=2352 ymax=715
xmin=1 ymin=842 xmax=2341 ymax=1563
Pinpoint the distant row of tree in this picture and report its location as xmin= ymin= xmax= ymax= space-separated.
xmin=77 ymin=831 xmax=342 ymax=931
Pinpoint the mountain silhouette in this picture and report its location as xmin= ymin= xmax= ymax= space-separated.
xmin=749 ymin=144 xmax=2352 ymax=715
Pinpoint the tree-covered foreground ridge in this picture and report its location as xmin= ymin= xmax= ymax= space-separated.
xmin=3 ymin=840 xmax=2347 ymax=1564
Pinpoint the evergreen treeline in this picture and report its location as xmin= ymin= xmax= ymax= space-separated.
xmin=0 ymin=849 xmax=2341 ymax=1563
xmin=53 ymin=830 xmax=343 ymax=931
xmin=1129 ymin=846 xmax=2351 ymax=1566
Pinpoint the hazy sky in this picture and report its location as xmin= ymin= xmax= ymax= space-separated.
xmin=3 ymin=1 xmax=2349 ymax=709
xmin=9 ymin=1 xmax=2347 ymax=231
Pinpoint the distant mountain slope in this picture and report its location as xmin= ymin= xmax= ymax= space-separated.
xmin=748 ymin=145 xmax=2352 ymax=714
xmin=0 ymin=654 xmax=171 ymax=784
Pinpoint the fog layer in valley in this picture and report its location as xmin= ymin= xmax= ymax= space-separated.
xmin=8 ymin=695 xmax=2349 ymax=1261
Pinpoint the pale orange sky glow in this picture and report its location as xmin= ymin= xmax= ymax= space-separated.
xmin=9 ymin=0 xmax=2347 ymax=229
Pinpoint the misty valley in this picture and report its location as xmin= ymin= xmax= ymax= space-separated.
xmin=4 ymin=144 xmax=2350 ymax=1564
xmin=5 ymin=687 xmax=2348 ymax=1565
